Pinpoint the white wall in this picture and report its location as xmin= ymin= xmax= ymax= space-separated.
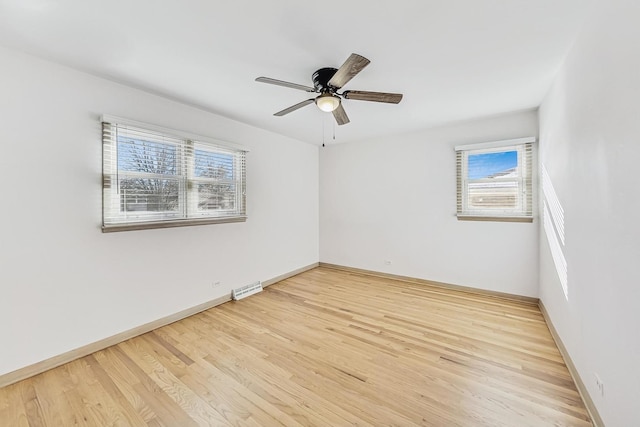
xmin=538 ymin=1 xmax=640 ymax=426
xmin=320 ymin=110 xmax=539 ymax=297
xmin=0 ymin=47 xmax=319 ymax=377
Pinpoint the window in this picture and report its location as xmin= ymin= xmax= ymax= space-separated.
xmin=455 ymin=137 xmax=534 ymax=222
xmin=102 ymin=116 xmax=247 ymax=232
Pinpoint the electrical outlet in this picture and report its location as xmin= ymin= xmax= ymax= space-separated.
xmin=384 ymin=260 xmax=392 ymax=265
xmin=595 ymin=373 xmax=604 ymax=396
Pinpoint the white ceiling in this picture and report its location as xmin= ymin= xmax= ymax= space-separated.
xmin=0 ymin=0 xmax=594 ymax=145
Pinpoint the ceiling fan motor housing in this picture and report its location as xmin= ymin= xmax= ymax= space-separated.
xmin=312 ymin=68 xmax=338 ymax=92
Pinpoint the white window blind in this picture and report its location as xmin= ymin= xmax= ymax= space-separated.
xmin=102 ymin=119 xmax=247 ymax=232
xmin=455 ymin=138 xmax=534 ymax=221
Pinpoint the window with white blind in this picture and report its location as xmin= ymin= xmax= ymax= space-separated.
xmin=102 ymin=116 xmax=247 ymax=232
xmin=455 ymin=137 xmax=534 ymax=222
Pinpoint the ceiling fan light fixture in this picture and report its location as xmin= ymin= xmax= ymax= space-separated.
xmin=315 ymin=93 xmax=341 ymax=112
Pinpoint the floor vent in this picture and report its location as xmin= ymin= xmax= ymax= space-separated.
xmin=232 ymin=281 xmax=263 ymax=301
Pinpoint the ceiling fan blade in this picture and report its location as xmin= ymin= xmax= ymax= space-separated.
xmin=256 ymin=77 xmax=316 ymax=92
xmin=342 ymin=90 xmax=403 ymax=104
xmin=274 ymin=99 xmax=315 ymax=116
xmin=328 ymin=53 xmax=370 ymax=89
xmin=332 ymin=103 xmax=350 ymax=126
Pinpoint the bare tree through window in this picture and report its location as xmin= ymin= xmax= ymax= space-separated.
xmin=194 ymin=149 xmax=236 ymax=211
xmin=102 ymin=119 xmax=247 ymax=231
xmin=117 ymin=138 xmax=180 ymax=213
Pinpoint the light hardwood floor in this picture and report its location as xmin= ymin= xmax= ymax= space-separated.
xmin=0 ymin=267 xmax=592 ymax=426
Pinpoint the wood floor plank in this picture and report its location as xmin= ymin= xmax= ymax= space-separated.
xmin=0 ymin=383 xmax=29 ymax=427
xmin=91 ymin=348 xmax=156 ymax=423
xmin=118 ymin=340 xmax=232 ymax=426
xmin=82 ymin=354 xmax=149 ymax=426
xmin=0 ymin=267 xmax=592 ymax=426
xmin=18 ymin=381 xmax=45 ymax=427
xmin=30 ymin=366 xmax=85 ymax=426
xmin=110 ymin=345 xmax=199 ymax=427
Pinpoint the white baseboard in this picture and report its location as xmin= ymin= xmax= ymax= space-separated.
xmin=538 ymin=301 xmax=604 ymax=427
xmin=0 ymin=262 xmax=318 ymax=389
xmin=319 ymin=262 xmax=539 ymax=304
xmin=263 ymin=262 xmax=319 ymax=287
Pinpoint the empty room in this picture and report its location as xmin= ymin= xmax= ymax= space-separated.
xmin=0 ymin=0 xmax=638 ymax=426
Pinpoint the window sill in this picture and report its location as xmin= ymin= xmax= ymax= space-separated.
xmin=456 ymin=215 xmax=533 ymax=223
xmin=102 ymin=216 xmax=247 ymax=233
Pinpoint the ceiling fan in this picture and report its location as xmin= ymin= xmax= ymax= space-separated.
xmin=256 ymin=53 xmax=403 ymax=126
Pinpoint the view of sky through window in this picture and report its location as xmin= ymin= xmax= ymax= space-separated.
xmin=468 ymin=150 xmax=517 ymax=179
xmin=117 ymin=138 xmax=177 ymax=175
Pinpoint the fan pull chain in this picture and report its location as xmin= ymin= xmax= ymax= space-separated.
xmin=322 ymin=116 xmax=325 ymax=147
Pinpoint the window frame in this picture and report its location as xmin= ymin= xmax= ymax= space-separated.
xmin=102 ymin=115 xmax=248 ymax=232
xmin=455 ymin=137 xmax=535 ymax=223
